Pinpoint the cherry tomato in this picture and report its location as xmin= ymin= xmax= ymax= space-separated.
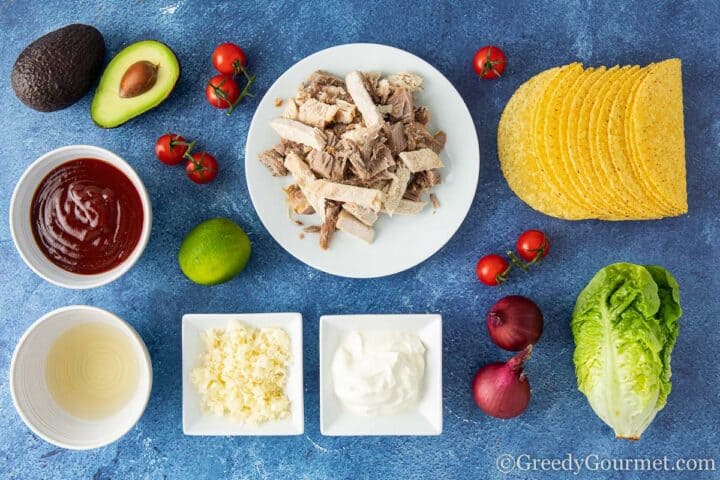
xmin=476 ymin=254 xmax=510 ymax=286
xmin=185 ymin=152 xmax=218 ymax=184
xmin=205 ymin=74 xmax=240 ymax=109
xmin=212 ymin=42 xmax=248 ymax=75
xmin=516 ymin=230 xmax=550 ymax=263
xmin=473 ymin=45 xmax=507 ymax=80
xmin=155 ymin=133 xmax=189 ymax=165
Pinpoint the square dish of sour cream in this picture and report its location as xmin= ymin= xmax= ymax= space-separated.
xmin=182 ymin=313 xmax=304 ymax=436
xmin=319 ymin=314 xmax=442 ymax=436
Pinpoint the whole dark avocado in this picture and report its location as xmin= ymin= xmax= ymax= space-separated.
xmin=11 ymin=24 xmax=105 ymax=112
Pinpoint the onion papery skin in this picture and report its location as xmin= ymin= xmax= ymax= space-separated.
xmin=472 ymin=345 xmax=532 ymax=419
xmin=486 ymin=295 xmax=543 ymax=351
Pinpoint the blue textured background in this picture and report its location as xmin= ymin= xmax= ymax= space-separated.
xmin=1 ymin=1 xmax=718 ymax=479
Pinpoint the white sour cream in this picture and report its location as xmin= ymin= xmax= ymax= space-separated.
xmin=331 ymin=330 xmax=426 ymax=415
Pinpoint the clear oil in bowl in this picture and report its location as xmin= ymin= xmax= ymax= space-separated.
xmin=45 ymin=322 xmax=139 ymax=420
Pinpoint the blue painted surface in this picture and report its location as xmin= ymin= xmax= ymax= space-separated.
xmin=0 ymin=0 xmax=718 ymax=478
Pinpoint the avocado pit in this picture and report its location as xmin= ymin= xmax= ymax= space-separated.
xmin=119 ymin=61 xmax=158 ymax=98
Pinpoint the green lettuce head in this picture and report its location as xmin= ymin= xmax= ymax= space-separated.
xmin=571 ymin=263 xmax=681 ymax=440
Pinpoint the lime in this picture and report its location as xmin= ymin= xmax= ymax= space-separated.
xmin=178 ymin=218 xmax=251 ymax=285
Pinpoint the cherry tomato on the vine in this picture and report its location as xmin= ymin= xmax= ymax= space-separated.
xmin=476 ymin=254 xmax=510 ymax=286
xmin=185 ymin=152 xmax=218 ymax=184
xmin=472 ymin=45 xmax=507 ymax=80
xmin=155 ymin=133 xmax=189 ymax=165
xmin=205 ymin=74 xmax=240 ymax=109
xmin=212 ymin=43 xmax=248 ymax=75
xmin=516 ymin=230 xmax=550 ymax=263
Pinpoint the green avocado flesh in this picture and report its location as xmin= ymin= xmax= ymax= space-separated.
xmin=91 ymin=40 xmax=179 ymax=128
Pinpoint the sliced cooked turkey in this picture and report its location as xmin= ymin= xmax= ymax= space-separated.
xmin=383 ymin=199 xmax=427 ymax=215
xmin=260 ymin=69 xmax=445 ymax=250
xmin=269 ymin=118 xmax=327 ymax=151
xmin=305 ymin=179 xmax=384 ymax=212
xmin=320 ymin=200 xmax=342 ymax=250
xmin=284 ymin=184 xmax=314 ymax=215
xmin=298 ymin=98 xmax=339 ymax=128
xmin=399 ymin=148 xmax=444 ymax=172
xmin=345 ymin=71 xmax=384 ymax=128
xmin=383 ymin=165 xmax=412 ymax=216
xmin=336 ymin=210 xmax=375 ymax=244
xmin=258 ymin=149 xmax=288 ymax=177
xmin=342 ymin=203 xmax=379 ymax=226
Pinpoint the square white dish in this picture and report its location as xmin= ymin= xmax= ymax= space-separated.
xmin=182 ymin=313 xmax=304 ymax=436
xmin=319 ymin=314 xmax=442 ymax=436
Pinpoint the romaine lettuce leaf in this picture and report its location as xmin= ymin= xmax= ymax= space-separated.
xmin=571 ymin=263 xmax=681 ymax=440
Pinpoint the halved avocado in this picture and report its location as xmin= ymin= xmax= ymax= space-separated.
xmin=91 ymin=40 xmax=179 ymax=128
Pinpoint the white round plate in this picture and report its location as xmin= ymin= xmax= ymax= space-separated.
xmin=245 ymin=43 xmax=479 ymax=278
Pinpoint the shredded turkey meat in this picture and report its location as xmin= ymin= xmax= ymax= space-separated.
xmin=260 ymin=69 xmax=446 ymax=249
xmin=319 ymin=200 xmax=342 ymax=250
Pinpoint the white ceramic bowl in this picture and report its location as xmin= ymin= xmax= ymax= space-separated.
xmin=182 ymin=313 xmax=304 ymax=436
xmin=10 ymin=305 xmax=153 ymax=450
xmin=9 ymin=145 xmax=152 ymax=289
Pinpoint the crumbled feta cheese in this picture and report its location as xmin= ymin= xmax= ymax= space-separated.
xmin=191 ymin=320 xmax=291 ymax=424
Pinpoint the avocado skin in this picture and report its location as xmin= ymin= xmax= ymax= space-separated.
xmin=12 ymin=24 xmax=105 ymax=112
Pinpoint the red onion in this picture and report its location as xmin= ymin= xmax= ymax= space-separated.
xmin=472 ymin=345 xmax=532 ymax=419
xmin=486 ymin=295 xmax=543 ymax=351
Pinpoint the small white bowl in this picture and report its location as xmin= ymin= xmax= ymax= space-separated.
xmin=9 ymin=145 xmax=152 ymax=289
xmin=10 ymin=305 xmax=153 ymax=450
xmin=182 ymin=313 xmax=304 ymax=436
xmin=320 ymin=314 xmax=443 ymax=436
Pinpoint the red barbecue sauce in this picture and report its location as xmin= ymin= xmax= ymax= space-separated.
xmin=30 ymin=158 xmax=144 ymax=274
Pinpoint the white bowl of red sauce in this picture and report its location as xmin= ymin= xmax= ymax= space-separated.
xmin=10 ymin=145 xmax=152 ymax=289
